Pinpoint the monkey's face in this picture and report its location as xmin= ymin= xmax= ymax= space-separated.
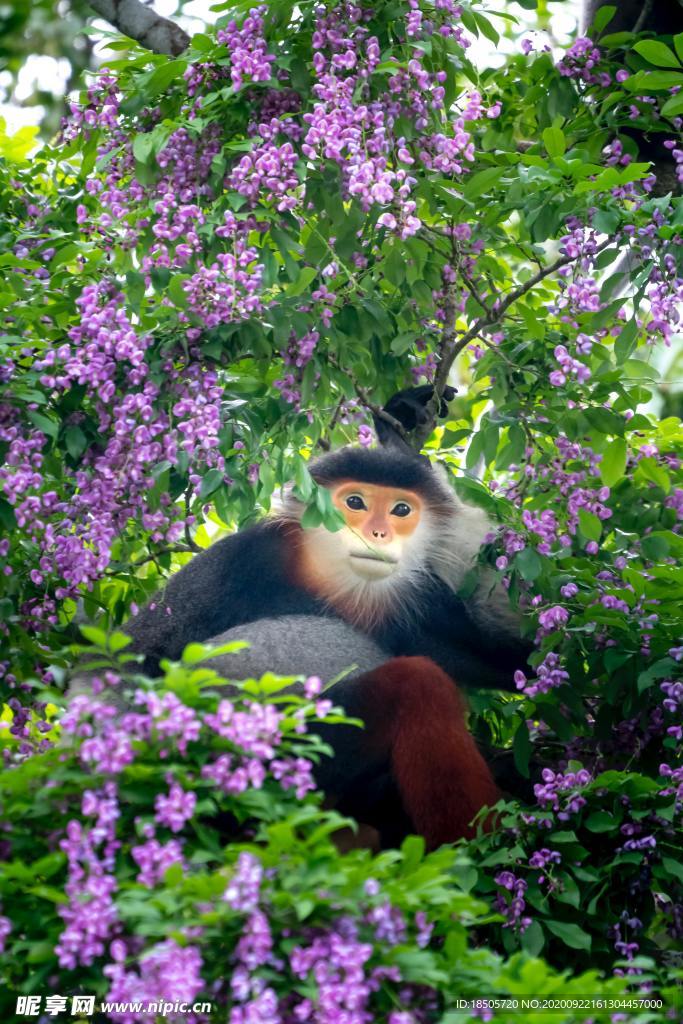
xmin=329 ymin=482 xmax=423 ymax=580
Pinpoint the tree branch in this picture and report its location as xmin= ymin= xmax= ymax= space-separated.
xmin=412 ymin=238 xmax=613 ymax=448
xmin=88 ymin=0 xmax=190 ymax=56
xmin=632 ymin=0 xmax=654 ymax=36
xmin=327 ymin=354 xmax=409 ymax=441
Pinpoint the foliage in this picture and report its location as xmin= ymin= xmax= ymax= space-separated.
xmin=0 ymin=0 xmax=682 ymax=1016
xmin=0 ymin=644 xmax=677 ymax=1022
xmin=467 ymin=766 xmax=682 ymax=967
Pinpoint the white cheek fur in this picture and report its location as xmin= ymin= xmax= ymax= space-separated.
xmin=273 ymin=470 xmax=519 ymax=638
xmin=302 ymin=512 xmax=442 ymax=629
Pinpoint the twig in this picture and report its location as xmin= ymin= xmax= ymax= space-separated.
xmin=87 ymin=0 xmax=190 ymax=55
xmin=413 ymin=238 xmax=613 ymax=447
xmin=184 ymin=486 xmax=201 ymax=553
xmin=327 ymin=353 xmax=408 ymax=440
xmin=317 ymin=396 xmax=346 ymax=451
xmin=632 ymin=0 xmax=654 ymax=35
xmin=105 ymin=544 xmax=195 ymax=574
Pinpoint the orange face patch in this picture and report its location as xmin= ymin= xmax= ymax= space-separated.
xmin=331 ymin=482 xmax=422 ymax=545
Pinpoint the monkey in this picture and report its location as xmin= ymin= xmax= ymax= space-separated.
xmin=84 ymin=427 xmax=530 ymax=849
xmin=123 ymin=443 xmax=527 ymax=691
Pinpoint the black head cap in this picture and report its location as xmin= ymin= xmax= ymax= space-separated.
xmin=308 ymin=446 xmax=455 ymax=512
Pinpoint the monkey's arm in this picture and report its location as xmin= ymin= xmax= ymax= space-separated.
xmin=123 ymin=522 xmax=323 ymax=673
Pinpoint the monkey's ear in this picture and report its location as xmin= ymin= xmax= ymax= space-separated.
xmin=375 ymin=384 xmax=457 ymax=446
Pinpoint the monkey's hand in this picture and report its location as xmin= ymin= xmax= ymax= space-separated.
xmin=383 ymin=384 xmax=457 ymax=433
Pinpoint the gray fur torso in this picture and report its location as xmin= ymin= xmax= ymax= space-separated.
xmin=68 ymin=615 xmax=388 ymax=701
xmin=203 ymin=615 xmax=387 ymax=682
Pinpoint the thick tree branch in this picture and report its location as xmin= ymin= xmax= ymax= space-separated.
xmin=412 ymin=238 xmax=613 ymax=448
xmin=88 ymin=0 xmax=190 ymax=56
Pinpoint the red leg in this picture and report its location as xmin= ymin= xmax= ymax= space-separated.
xmin=317 ymin=656 xmax=500 ymax=849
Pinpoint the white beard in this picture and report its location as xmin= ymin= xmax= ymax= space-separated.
xmin=300 ymin=512 xmax=441 ymax=630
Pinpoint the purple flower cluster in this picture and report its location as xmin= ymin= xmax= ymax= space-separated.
xmin=514 ymin=652 xmax=570 ymax=699
xmin=61 ymin=71 xmax=120 ymax=142
xmin=610 ymin=912 xmax=642 ymax=962
xmin=525 ymin=848 xmax=565 ymax=894
xmin=223 ymin=863 xmax=439 ymax=1022
xmin=0 ymin=912 xmax=11 ymax=954
xmin=494 ymin=872 xmax=531 ymax=932
xmin=103 ymin=939 xmax=205 ymax=1023
xmin=131 ymin=834 xmax=186 ymax=887
xmin=537 ymin=605 xmax=569 ymax=634
xmin=202 ymin=698 xmax=317 ymax=798
xmin=297 ymin=1 xmax=483 ymax=240
xmin=181 ymin=247 xmax=265 ymax=328
xmin=216 ymin=6 xmax=275 ymax=91
xmin=549 ymin=343 xmax=591 ymax=387
xmin=557 ymin=37 xmax=603 ymax=85
xmin=534 ymin=767 xmax=592 ymax=820
xmin=155 ymin=782 xmax=197 ymax=832
xmin=55 ymin=784 xmax=120 ymax=969
xmin=227 ymin=141 xmax=299 ymax=211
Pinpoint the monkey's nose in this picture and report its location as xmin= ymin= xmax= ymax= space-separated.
xmin=372 ymin=529 xmax=387 ymax=539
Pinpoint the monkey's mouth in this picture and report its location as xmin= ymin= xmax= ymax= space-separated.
xmin=349 ymin=552 xmax=397 ymax=564
xmin=349 ymin=551 xmax=398 ymax=579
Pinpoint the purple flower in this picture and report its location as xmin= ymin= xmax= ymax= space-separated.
xmin=538 ymin=605 xmax=569 ymax=631
xmin=154 ymin=783 xmax=197 ymax=833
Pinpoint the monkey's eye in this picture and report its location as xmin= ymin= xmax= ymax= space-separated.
xmin=391 ymin=502 xmax=412 ymax=518
xmin=345 ymin=494 xmax=367 ymax=511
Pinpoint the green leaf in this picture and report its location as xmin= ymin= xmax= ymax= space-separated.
xmin=147 ymin=59 xmax=187 ymax=96
xmin=200 ymin=468 xmax=224 ymax=498
xmin=28 ymin=410 xmax=57 ymax=439
xmin=0 ymin=498 xmax=17 ymax=531
xmin=168 ymin=275 xmax=189 ymax=308
xmin=521 ymin=919 xmax=545 ymax=956
xmin=463 ymin=166 xmax=506 ymax=201
xmin=133 ymin=132 xmax=155 ymax=164
xmin=675 ymin=32 xmax=683 ymax=65
xmin=584 ymin=811 xmax=617 ymax=833
xmin=472 ymin=11 xmax=499 ymax=46
xmin=191 ymin=32 xmax=214 ymax=53
xmin=496 ymin=423 xmax=526 ymax=470
xmin=599 ymin=437 xmax=627 ymax=487
xmin=637 ymin=657 xmax=675 ymax=693
xmin=621 ymin=358 xmax=658 ymax=381
xmin=515 ymin=546 xmax=542 ymax=582
xmin=584 ymin=406 xmax=625 ymax=436
xmin=635 ymin=456 xmax=670 ymax=493
xmin=662 ymin=856 xmax=683 ymax=884
xmin=390 ymin=331 xmax=416 ymax=356
xmin=286 ymin=266 xmax=318 ymax=297
xmin=300 ymin=503 xmax=323 ymax=529
xmin=544 ymin=919 xmax=591 ymax=950
xmin=79 ymin=625 xmax=107 ymax=647
xmin=591 ymin=4 xmax=616 ymax=34
xmin=543 ymin=127 xmax=566 ymax=158
xmin=641 ymin=533 xmax=670 ymax=560
xmin=64 ymin=425 xmax=88 ymax=460
xmin=578 ymin=508 xmax=602 ymax=542
xmin=633 ymin=41 xmax=681 ymax=69
xmin=622 ymin=70 xmax=683 ymax=92
xmin=554 ymin=873 xmax=580 ymax=909
xmin=614 ymin=318 xmax=639 ymax=361
xmin=661 ymin=91 xmax=683 ymax=118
